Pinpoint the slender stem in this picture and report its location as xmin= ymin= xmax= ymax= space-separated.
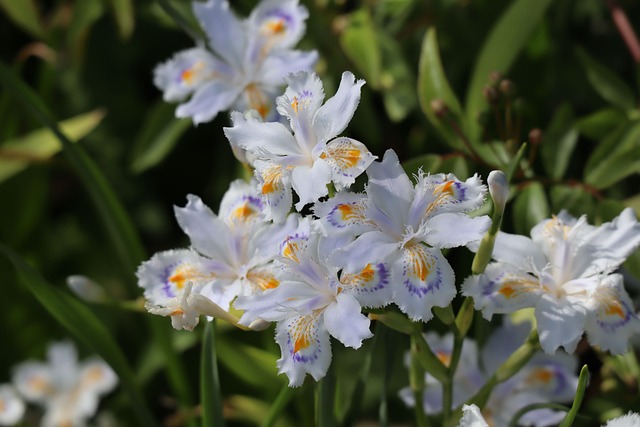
xmin=606 ymin=0 xmax=640 ymax=64
xmin=316 ymin=361 xmax=336 ymax=427
xmin=261 ymin=385 xmax=294 ymax=427
xmin=410 ymin=334 xmax=429 ymax=427
xmin=201 ymin=320 xmax=225 ymax=427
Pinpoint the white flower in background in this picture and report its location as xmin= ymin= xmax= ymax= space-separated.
xmin=235 ymin=219 xmax=389 ymax=386
xmin=314 ymin=149 xmax=490 ymax=321
xmin=154 ymin=0 xmax=317 ymax=124
xmin=463 ymin=208 xmax=640 ymax=354
xmin=0 ymin=385 xmax=25 ymax=426
xmin=12 ymin=341 xmax=117 ymax=427
xmin=137 ymin=180 xmax=297 ymax=330
xmin=224 ymin=71 xmax=376 ymax=223
xmin=400 ymin=321 xmax=579 ymax=427
xmin=603 ymin=412 xmax=640 ymax=427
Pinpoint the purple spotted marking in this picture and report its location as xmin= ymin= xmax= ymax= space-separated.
xmin=403 ymin=267 xmax=442 ymax=297
xmin=161 ymin=264 xmax=177 ymax=298
xmin=596 ymin=299 xmax=633 ymax=332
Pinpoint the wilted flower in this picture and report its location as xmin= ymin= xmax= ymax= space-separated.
xmin=315 ymin=149 xmax=490 ymax=321
xmin=463 ymin=208 xmax=640 ymax=354
xmin=225 ymin=71 xmax=376 ymax=223
xmin=154 ymin=0 xmax=317 ymax=124
xmin=12 ymin=341 xmax=117 ymax=427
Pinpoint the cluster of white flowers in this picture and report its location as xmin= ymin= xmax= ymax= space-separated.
xmin=0 ymin=341 xmax=117 ymax=427
xmin=138 ymin=0 xmax=640 ymax=422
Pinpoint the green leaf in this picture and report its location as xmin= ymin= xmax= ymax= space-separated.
xmin=465 ymin=0 xmax=554 ymax=141
xmin=0 ymin=61 xmax=146 ymax=288
xmin=379 ymin=33 xmax=417 ymax=122
xmin=584 ymin=120 xmax=640 ymax=189
xmin=558 ymin=365 xmax=589 ymax=427
xmin=261 ymin=386 xmax=295 ymax=427
xmin=130 ymin=102 xmax=191 ymax=173
xmin=417 ymin=27 xmax=464 ymax=149
xmin=0 ymin=242 xmax=157 ymax=427
xmin=0 ymin=109 xmax=105 ymax=183
xmin=201 ymin=321 xmax=225 ymax=427
xmin=339 ymin=9 xmax=382 ymax=89
xmin=0 ymin=0 xmax=44 ymax=39
xmin=105 ymin=0 xmax=135 ymax=39
xmin=402 ymin=154 xmax=468 ymax=178
xmin=575 ymin=108 xmax=627 ymax=141
xmin=550 ymin=185 xmax=596 ymax=220
xmin=541 ymin=104 xmax=578 ymax=179
xmin=513 ymin=182 xmax=549 ymax=235
xmin=576 ymin=48 xmax=636 ymax=111
xmin=217 ymin=337 xmax=282 ymax=391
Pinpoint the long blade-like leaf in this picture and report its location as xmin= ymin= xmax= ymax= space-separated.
xmin=0 ymin=61 xmax=145 ymax=291
xmin=0 ymin=242 xmax=157 ymax=427
xmin=201 ymin=321 xmax=225 ymax=427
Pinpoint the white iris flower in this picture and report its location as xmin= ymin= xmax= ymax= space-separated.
xmin=463 ymin=209 xmax=640 ymax=354
xmin=224 ymin=71 xmax=377 ymax=223
xmin=235 ymin=219 xmax=389 ymax=386
xmin=0 ymin=385 xmax=24 ymax=426
xmin=137 ymin=179 xmax=297 ymax=330
xmin=314 ymin=149 xmax=490 ymax=321
xmin=154 ymin=0 xmax=317 ymax=124
xmin=12 ymin=341 xmax=117 ymax=427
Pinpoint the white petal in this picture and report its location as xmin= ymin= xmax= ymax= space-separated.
xmin=339 ymin=262 xmax=392 ymax=308
xmin=78 ymin=358 xmax=118 ymax=396
xmin=248 ymin=0 xmax=309 ymax=52
xmin=254 ymin=160 xmax=293 ymax=223
xmin=330 ymin=230 xmax=399 ymax=271
xmin=291 ymin=160 xmax=332 ymax=209
xmin=365 ymin=150 xmax=413 ymax=233
xmin=225 ymin=111 xmax=301 ymax=156
xmin=392 ymin=244 xmax=456 ymax=322
xmin=321 ymin=137 xmax=376 ymax=190
xmin=175 ymin=80 xmax=242 ymax=125
xmin=313 ymin=71 xmax=365 ymax=144
xmin=535 ymin=294 xmax=587 ymax=354
xmin=275 ymin=313 xmax=331 ymax=387
xmin=12 ymin=361 xmax=52 ymax=403
xmin=604 ymin=412 xmax=640 ymax=427
xmin=259 ymin=49 xmax=318 ymax=85
xmin=313 ymin=191 xmax=374 ymax=236
xmin=468 ymin=231 xmax=548 ymax=272
xmin=277 ymin=71 xmax=325 ymax=149
xmin=423 ymin=212 xmax=491 ymax=249
xmin=218 ymin=179 xmax=265 ymax=225
xmin=584 ymin=274 xmax=640 ymax=354
xmin=193 ymin=0 xmax=246 ymax=70
xmin=458 ymin=404 xmax=489 ymax=427
xmin=323 ymin=293 xmax=372 ymax=348
xmin=0 ymin=385 xmax=25 ymax=425
xmin=153 ymin=47 xmax=229 ymax=102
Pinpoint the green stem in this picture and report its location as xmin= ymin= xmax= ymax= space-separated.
xmin=558 ymin=365 xmax=590 ymax=427
xmin=316 ymin=361 xmax=337 ymax=427
xmin=410 ymin=334 xmax=429 ymax=427
xmin=411 ymin=330 xmax=449 ymax=384
xmin=261 ymin=385 xmax=294 ymax=427
xmin=201 ymin=320 xmax=225 ymax=427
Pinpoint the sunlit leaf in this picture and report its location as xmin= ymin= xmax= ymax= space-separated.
xmin=130 ymin=102 xmax=191 ymax=173
xmin=105 ymin=0 xmax=135 ymax=39
xmin=217 ymin=336 xmax=282 ymax=391
xmin=339 ymin=9 xmax=382 ymax=89
xmin=417 ymin=27 xmax=464 ymax=149
xmin=0 ymin=109 xmax=105 ymax=183
xmin=576 ymin=48 xmax=635 ymax=111
xmin=541 ymin=104 xmax=578 ymax=179
xmin=513 ymin=182 xmax=549 ymax=234
xmin=465 ymin=0 xmax=554 ymax=142
xmin=0 ymin=0 xmax=44 ymax=39
xmin=0 ymin=243 xmax=157 ymax=427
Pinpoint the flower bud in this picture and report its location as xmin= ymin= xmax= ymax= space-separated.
xmin=430 ymin=99 xmax=449 ymax=118
xmin=528 ymin=128 xmax=543 ymax=145
xmin=482 ymin=85 xmax=500 ymax=105
xmin=66 ymin=275 xmax=108 ymax=303
xmin=487 ymin=170 xmax=509 ymax=216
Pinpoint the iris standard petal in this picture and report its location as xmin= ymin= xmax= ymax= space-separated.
xmin=323 ymin=292 xmax=372 ymax=349
xmin=193 ymin=0 xmax=246 ymax=70
xmin=535 ymin=294 xmax=587 ymax=354
xmin=175 ymin=80 xmax=242 ymax=124
xmin=225 ymin=111 xmax=301 ymax=156
xmin=291 ymin=159 xmax=332 ymax=209
xmin=422 ymin=212 xmax=491 ymax=249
